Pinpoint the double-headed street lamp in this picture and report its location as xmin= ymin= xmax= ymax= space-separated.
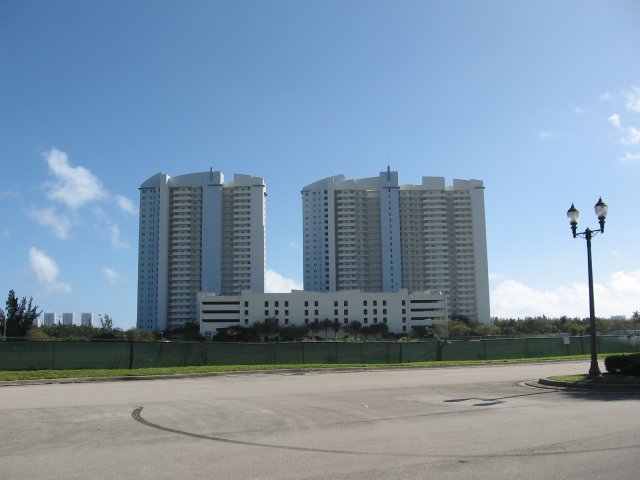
xmin=567 ymin=197 xmax=608 ymax=376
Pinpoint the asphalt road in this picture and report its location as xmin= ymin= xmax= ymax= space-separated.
xmin=1 ymin=361 xmax=639 ymax=480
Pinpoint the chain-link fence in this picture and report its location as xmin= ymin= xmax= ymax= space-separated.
xmin=1 ymin=334 xmax=639 ymax=371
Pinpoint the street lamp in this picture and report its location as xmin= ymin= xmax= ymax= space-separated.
xmin=567 ymin=197 xmax=608 ymax=376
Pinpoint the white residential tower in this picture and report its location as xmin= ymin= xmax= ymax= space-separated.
xmin=137 ymin=170 xmax=266 ymax=332
xmin=302 ymin=170 xmax=490 ymax=322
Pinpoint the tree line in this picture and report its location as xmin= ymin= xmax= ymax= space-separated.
xmin=212 ymin=318 xmax=391 ymax=342
xmin=446 ymin=313 xmax=640 ymax=337
xmin=0 ymin=290 xmax=40 ymax=337
xmin=0 ymin=290 xmax=155 ymax=342
xmin=210 ymin=313 xmax=640 ymax=342
xmin=2 ymin=290 xmax=639 ymax=342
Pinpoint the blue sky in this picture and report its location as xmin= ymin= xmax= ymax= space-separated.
xmin=1 ymin=0 xmax=639 ymax=328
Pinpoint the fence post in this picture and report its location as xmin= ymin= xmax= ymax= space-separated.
xmin=483 ymin=340 xmax=487 ymax=360
xmin=399 ymin=342 xmax=403 ymax=364
xmin=526 ymin=338 xmax=530 ymax=358
xmin=302 ymin=342 xmax=305 ymax=364
xmin=129 ymin=341 xmax=134 ymax=369
xmin=387 ymin=342 xmax=390 ymax=364
xmin=360 ymin=343 xmax=364 ymax=363
xmin=52 ymin=340 xmax=56 ymax=370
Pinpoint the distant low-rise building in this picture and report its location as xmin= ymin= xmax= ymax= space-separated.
xmin=81 ymin=313 xmax=93 ymax=327
xmin=42 ymin=312 xmax=56 ymax=327
xmin=198 ymin=289 xmax=447 ymax=340
xmin=62 ymin=312 xmax=74 ymax=326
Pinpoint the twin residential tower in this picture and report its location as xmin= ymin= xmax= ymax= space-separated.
xmin=137 ymin=169 xmax=489 ymax=332
xmin=302 ymin=170 xmax=489 ymax=322
xmin=137 ymin=170 xmax=265 ymax=332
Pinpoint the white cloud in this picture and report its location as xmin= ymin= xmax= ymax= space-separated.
xmin=608 ymin=113 xmax=621 ymax=128
xmin=608 ymin=114 xmax=640 ymax=146
xmin=43 ymin=147 xmax=108 ymax=209
xmin=573 ymin=105 xmax=585 ymax=114
xmin=605 ymin=87 xmax=640 ymax=158
xmin=33 ymin=149 xmax=136 ymax=243
xmin=619 ymin=152 xmax=640 ymax=163
xmin=288 ymin=241 xmax=300 ymax=250
xmin=609 ymin=271 xmax=640 ymax=296
xmin=537 ymin=131 xmax=556 ymax=141
xmin=28 ymin=247 xmax=72 ymax=295
xmin=488 ymin=272 xmax=506 ymax=282
xmin=92 ymin=207 xmax=131 ymax=250
xmin=103 ymin=267 xmax=122 ymax=283
xmin=28 ymin=207 xmax=72 ymax=239
xmin=490 ymin=271 xmax=640 ymax=319
xmin=109 ymin=223 xmax=129 ymax=249
xmin=115 ymin=195 xmax=137 ymax=215
xmin=0 ymin=186 xmax=20 ymax=199
xmin=623 ymin=85 xmax=640 ymax=112
xmin=622 ymin=126 xmax=640 ymax=145
xmin=265 ymin=269 xmax=303 ymax=293
xmin=600 ymin=92 xmax=613 ymax=102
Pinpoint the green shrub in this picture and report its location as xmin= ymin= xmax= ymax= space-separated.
xmin=605 ymin=354 xmax=628 ymax=373
xmin=604 ymin=353 xmax=640 ymax=375
xmin=623 ymin=358 xmax=640 ymax=375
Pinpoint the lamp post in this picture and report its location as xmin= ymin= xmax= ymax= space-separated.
xmin=567 ymin=197 xmax=608 ymax=376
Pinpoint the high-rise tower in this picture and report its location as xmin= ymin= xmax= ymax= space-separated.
xmin=137 ymin=170 xmax=265 ymax=331
xmin=301 ymin=170 xmax=489 ymax=322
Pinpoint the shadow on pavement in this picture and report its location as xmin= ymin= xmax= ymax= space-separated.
xmin=557 ymin=389 xmax=640 ymax=402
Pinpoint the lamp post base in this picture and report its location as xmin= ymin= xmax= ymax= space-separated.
xmin=588 ymin=363 xmax=601 ymax=377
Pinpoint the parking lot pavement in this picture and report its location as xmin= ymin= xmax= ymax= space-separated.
xmin=1 ymin=361 xmax=639 ymax=480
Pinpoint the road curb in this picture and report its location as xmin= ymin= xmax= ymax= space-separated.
xmin=0 ymin=359 xmax=610 ymax=387
xmin=532 ymin=378 xmax=640 ymax=391
xmin=0 ymin=366 xmax=429 ymax=386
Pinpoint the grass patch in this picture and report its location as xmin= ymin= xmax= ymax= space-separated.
xmin=0 ymin=354 xmax=598 ymax=382
xmin=550 ymin=374 xmax=640 ymax=385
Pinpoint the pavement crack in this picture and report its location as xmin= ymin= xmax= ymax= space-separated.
xmin=131 ymin=406 xmax=640 ymax=459
xmin=131 ymin=406 xmax=386 ymax=456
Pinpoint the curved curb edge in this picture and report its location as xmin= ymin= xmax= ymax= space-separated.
xmin=534 ymin=378 xmax=640 ymax=391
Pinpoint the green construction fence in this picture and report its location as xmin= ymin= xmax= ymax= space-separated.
xmin=1 ymin=334 xmax=639 ymax=371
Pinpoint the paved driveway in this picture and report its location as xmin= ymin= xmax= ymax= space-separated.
xmin=1 ymin=361 xmax=639 ymax=479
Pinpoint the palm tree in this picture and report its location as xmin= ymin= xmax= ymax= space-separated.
xmin=309 ymin=320 xmax=321 ymax=339
xmin=320 ymin=318 xmax=333 ymax=339
xmin=280 ymin=324 xmax=308 ymax=341
xmin=264 ymin=317 xmax=279 ymax=341
xmin=332 ymin=319 xmax=342 ymax=339
xmin=371 ymin=322 xmax=388 ymax=339
xmin=347 ymin=320 xmax=362 ymax=340
xmin=251 ymin=321 xmax=266 ymax=342
xmin=361 ymin=325 xmax=372 ymax=339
